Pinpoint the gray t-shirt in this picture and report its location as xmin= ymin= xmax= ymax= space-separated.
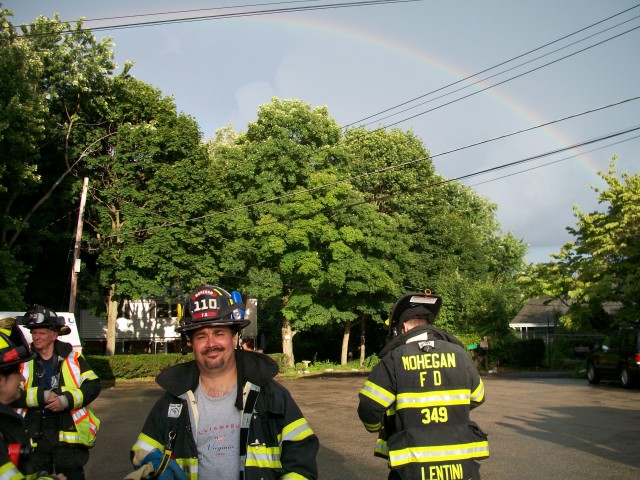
xmin=194 ymin=384 xmax=240 ymax=480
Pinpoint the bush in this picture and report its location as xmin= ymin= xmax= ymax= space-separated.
xmin=268 ymin=353 xmax=289 ymax=373
xmin=86 ymin=354 xmax=194 ymax=380
xmin=87 ymin=352 xmax=292 ymax=380
xmin=508 ymin=339 xmax=546 ymax=368
xmin=363 ymin=354 xmax=379 ymax=369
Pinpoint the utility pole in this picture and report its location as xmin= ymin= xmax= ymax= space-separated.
xmin=69 ymin=177 xmax=89 ymax=313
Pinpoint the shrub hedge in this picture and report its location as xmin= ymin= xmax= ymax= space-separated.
xmin=86 ymin=353 xmax=290 ymax=380
xmin=85 ymin=354 xmax=193 ymax=380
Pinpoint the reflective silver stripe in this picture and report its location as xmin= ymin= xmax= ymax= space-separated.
xmin=390 ymin=441 xmax=490 ymax=466
xmin=281 ymin=418 xmax=314 ymax=442
xmin=0 ymin=460 xmax=23 ymax=480
xmin=396 ymin=389 xmax=470 ymax=409
xmin=360 ymin=380 xmax=395 ymax=407
xmin=471 ymin=381 xmax=485 ymax=403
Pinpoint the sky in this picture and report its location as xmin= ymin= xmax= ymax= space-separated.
xmin=5 ymin=0 xmax=640 ymax=264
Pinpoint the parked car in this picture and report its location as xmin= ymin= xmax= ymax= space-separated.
xmin=587 ymin=326 xmax=640 ymax=388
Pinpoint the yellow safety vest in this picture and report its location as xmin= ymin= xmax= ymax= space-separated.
xmin=18 ymin=352 xmax=100 ymax=447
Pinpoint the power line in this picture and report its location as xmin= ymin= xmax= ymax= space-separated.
xmin=12 ymin=0 xmax=424 ymax=37
xmin=345 ymin=3 xmax=640 ymax=127
xmin=95 ymin=125 xmax=640 ymax=250
xmin=366 ymin=24 xmax=640 ymax=132
xmin=468 ymin=133 xmax=640 ymax=189
xmin=355 ymin=14 xmax=640 ymax=128
xmin=65 ymin=1 xmax=329 ymax=23
xmin=102 ymin=97 xmax=640 ymax=239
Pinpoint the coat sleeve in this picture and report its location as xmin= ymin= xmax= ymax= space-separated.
xmin=277 ymin=387 xmax=319 ymax=480
xmin=130 ymin=395 xmax=172 ymax=465
xmin=358 ymin=355 xmax=397 ymax=433
xmin=464 ymin=353 xmax=485 ymax=409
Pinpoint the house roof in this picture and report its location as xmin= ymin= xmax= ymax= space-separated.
xmin=510 ymin=296 xmax=624 ymax=328
xmin=510 ymin=296 xmax=569 ymax=328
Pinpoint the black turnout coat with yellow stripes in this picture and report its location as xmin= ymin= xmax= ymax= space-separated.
xmin=130 ymin=350 xmax=318 ymax=480
xmin=358 ymin=325 xmax=489 ymax=480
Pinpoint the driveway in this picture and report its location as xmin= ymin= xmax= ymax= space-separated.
xmin=85 ymin=373 xmax=640 ymax=479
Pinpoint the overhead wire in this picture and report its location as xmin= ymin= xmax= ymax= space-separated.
xmin=10 ymin=0 xmax=424 ymax=37
xmin=363 ymin=24 xmax=640 ymax=131
xmin=468 ymin=133 xmax=640 ymax=188
xmin=345 ymin=3 xmax=640 ymax=127
xmin=355 ymin=13 xmax=640 ymax=128
xmin=102 ymin=97 xmax=640 ymax=240
xmin=90 ymin=124 xmax=640 ymax=251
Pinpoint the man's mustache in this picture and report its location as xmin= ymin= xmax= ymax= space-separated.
xmin=201 ymin=347 xmax=224 ymax=355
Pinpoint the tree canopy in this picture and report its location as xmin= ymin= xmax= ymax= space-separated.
xmin=1 ymin=11 xmax=529 ymax=362
xmin=522 ymin=158 xmax=640 ymax=331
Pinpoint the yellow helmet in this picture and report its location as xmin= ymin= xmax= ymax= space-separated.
xmin=0 ymin=316 xmax=36 ymax=371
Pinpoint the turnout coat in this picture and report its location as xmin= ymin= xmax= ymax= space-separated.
xmin=358 ymin=325 xmax=489 ymax=480
xmin=14 ymin=340 xmax=101 ymax=449
xmin=130 ymin=350 xmax=319 ymax=480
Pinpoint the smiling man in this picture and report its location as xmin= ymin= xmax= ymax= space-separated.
xmin=14 ymin=305 xmax=100 ymax=480
xmin=127 ymin=285 xmax=318 ymax=480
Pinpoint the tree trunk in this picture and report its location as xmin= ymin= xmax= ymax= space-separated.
xmin=360 ymin=315 xmax=366 ymax=366
xmin=281 ymin=319 xmax=295 ymax=368
xmin=341 ymin=319 xmax=352 ymax=365
xmin=106 ymin=284 xmax=118 ymax=356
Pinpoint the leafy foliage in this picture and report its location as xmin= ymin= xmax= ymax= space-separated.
xmin=2 ymin=12 xmax=529 ymax=363
xmin=522 ymin=158 xmax=640 ymax=331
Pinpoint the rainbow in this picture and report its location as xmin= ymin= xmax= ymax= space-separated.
xmin=248 ymin=12 xmax=611 ymax=181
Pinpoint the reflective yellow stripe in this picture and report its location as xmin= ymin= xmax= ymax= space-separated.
xmin=389 ymin=440 xmax=490 ymax=466
xmin=471 ymin=380 xmax=485 ymax=403
xmin=281 ymin=417 xmax=314 ymax=442
xmin=362 ymin=420 xmax=382 ymax=432
xmin=61 ymin=384 xmax=84 ymax=406
xmin=246 ymin=445 xmax=282 ymax=468
xmin=374 ymin=438 xmax=389 ymax=458
xmin=175 ymin=458 xmax=197 ymax=480
xmin=359 ymin=380 xmax=395 ymax=408
xmin=281 ymin=472 xmax=311 ymax=479
xmin=132 ymin=432 xmax=164 ymax=452
xmin=80 ymin=370 xmax=99 ymax=382
xmin=58 ymin=354 xmax=100 ymax=446
xmin=0 ymin=460 xmax=23 ymax=480
xmin=25 ymin=387 xmax=39 ymax=407
xmin=396 ymin=389 xmax=470 ymax=409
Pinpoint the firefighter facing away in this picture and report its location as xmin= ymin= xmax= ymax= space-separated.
xmin=126 ymin=285 xmax=319 ymax=480
xmin=0 ymin=314 xmax=67 ymax=480
xmin=358 ymin=291 xmax=489 ymax=480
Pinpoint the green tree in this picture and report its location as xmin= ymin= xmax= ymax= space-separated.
xmin=344 ymin=126 xmax=526 ymax=337
xmin=83 ymin=75 xmax=210 ymax=354
xmin=523 ymin=158 xmax=640 ymax=330
xmin=0 ymin=10 xmax=115 ymax=308
xmin=208 ymin=100 xmax=411 ymax=366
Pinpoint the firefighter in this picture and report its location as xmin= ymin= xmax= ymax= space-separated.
xmin=126 ymin=285 xmax=318 ymax=480
xmin=358 ymin=291 xmax=489 ymax=480
xmin=0 ymin=314 xmax=66 ymax=480
xmin=13 ymin=306 xmax=100 ymax=480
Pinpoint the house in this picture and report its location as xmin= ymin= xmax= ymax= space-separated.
xmin=75 ymin=296 xmax=259 ymax=354
xmin=510 ymin=296 xmax=623 ymax=340
xmin=510 ymin=296 xmax=567 ymax=339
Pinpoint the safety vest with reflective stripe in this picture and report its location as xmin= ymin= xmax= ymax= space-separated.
xmin=18 ymin=352 xmax=100 ymax=447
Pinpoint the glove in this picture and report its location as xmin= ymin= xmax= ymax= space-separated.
xmin=124 ymin=450 xmax=187 ymax=480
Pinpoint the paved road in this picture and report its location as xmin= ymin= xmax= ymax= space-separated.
xmin=85 ymin=374 xmax=640 ymax=479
